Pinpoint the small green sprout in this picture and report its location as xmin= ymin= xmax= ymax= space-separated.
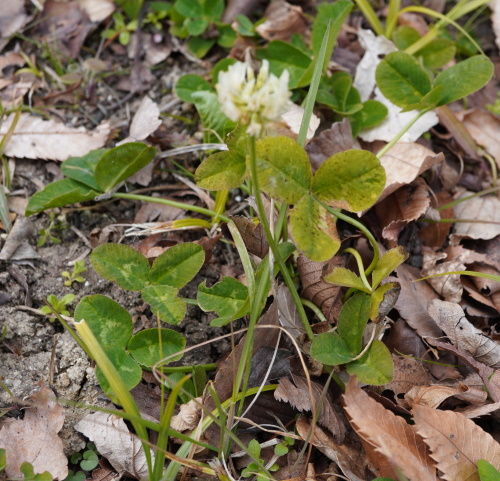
xmin=104 ymin=11 xmax=138 ymax=46
xmin=38 ymin=212 xmax=66 ymax=247
xmin=62 ymin=260 xmax=87 ymax=287
xmin=241 ymin=439 xmax=279 ymax=480
xmin=41 ymin=294 xmax=75 ymax=320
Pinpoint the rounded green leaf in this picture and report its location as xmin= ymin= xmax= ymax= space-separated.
xmin=197 ymin=277 xmax=249 ymax=319
xmin=434 ymin=55 xmax=494 ymax=106
xmin=95 ymin=142 xmax=156 ymax=192
xmin=74 ymin=295 xmax=133 ymax=349
xmin=195 ymin=150 xmax=247 ymax=190
xmin=62 ymin=149 xmax=107 ymax=190
xmin=254 ymin=136 xmax=312 ymax=205
xmin=312 ymin=150 xmax=385 ymax=212
xmin=141 ymin=285 xmax=186 ymax=325
xmin=346 ymin=340 xmax=394 ymax=385
xmin=290 ymin=195 xmax=340 ymax=262
xmin=80 ymin=450 xmax=99 ymax=471
xmin=25 ymin=179 xmax=98 ymax=216
xmin=376 ymin=51 xmax=432 ymax=108
xmin=372 ymin=246 xmax=408 ymax=289
xmin=90 ymin=244 xmax=149 ymax=291
xmin=419 ymin=38 xmax=456 ymax=70
xmin=128 ymin=328 xmax=185 ymax=367
xmin=310 ymin=332 xmax=354 ymax=365
xmin=175 ymin=74 xmax=213 ymax=103
xmin=96 ymin=347 xmax=142 ymax=395
xmin=149 ymin=242 xmax=204 ymax=287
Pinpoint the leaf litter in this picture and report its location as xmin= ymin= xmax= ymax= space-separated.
xmin=2 ymin=1 xmax=500 ymax=480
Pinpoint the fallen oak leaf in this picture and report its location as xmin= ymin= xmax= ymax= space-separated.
xmin=413 ymin=404 xmax=500 ymax=481
xmin=405 ymin=383 xmax=487 ymax=410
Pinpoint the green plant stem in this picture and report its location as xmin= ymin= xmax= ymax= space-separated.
xmin=112 ymin=192 xmax=230 ymax=223
xmin=158 ymin=363 xmax=217 ymax=373
xmin=352 ymin=0 xmax=384 ymax=36
xmin=376 ymin=108 xmax=431 ymax=159
xmin=247 ymin=138 xmax=314 ymax=341
xmin=385 ymin=0 xmax=401 ymax=38
xmin=300 ymin=298 xmax=328 ymax=324
xmin=213 ymin=189 xmax=229 ymax=224
xmin=343 ymin=247 xmax=372 ymax=291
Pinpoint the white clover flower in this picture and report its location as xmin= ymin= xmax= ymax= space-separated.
xmin=216 ymin=60 xmax=290 ymax=137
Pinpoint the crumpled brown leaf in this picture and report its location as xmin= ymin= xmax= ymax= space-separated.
xmin=405 ymin=383 xmax=487 ymax=410
xmin=255 ymin=0 xmax=309 ymax=42
xmin=0 ymin=0 xmax=32 ymax=51
xmin=343 ymin=377 xmax=437 ymax=481
xmin=170 ymin=397 xmax=202 ymax=432
xmin=0 ymin=385 xmax=67 ymax=480
xmin=1 ymin=113 xmax=110 ymax=161
xmin=429 ymin=299 xmax=500 ymax=368
xmin=75 ymin=411 xmax=152 ymax=479
xmin=413 ymin=404 xmax=500 ymax=481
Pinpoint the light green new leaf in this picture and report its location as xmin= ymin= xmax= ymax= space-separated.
xmin=25 ymin=179 xmax=99 ymax=216
xmin=195 ymin=150 xmax=246 ymax=190
xmin=175 ymin=74 xmax=213 ymax=103
xmin=128 ymin=328 xmax=185 ymax=367
xmin=289 ymin=195 xmax=340 ymax=262
xmin=255 ymin=40 xmax=311 ymax=89
xmin=311 ymin=332 xmax=354 ymax=365
xmin=419 ymin=38 xmax=456 ymax=70
xmin=376 ymin=51 xmax=432 ymax=108
xmin=191 ymin=91 xmax=236 ymax=141
xmin=96 ymin=346 xmax=142 ymax=395
xmin=337 ymin=293 xmax=371 ymax=354
xmin=254 ymin=136 xmax=312 ymax=204
xmin=95 ymin=142 xmax=156 ymax=192
xmin=141 ymin=285 xmax=186 ymax=325
xmin=434 ymin=55 xmax=494 ymax=106
xmin=312 ymin=150 xmax=386 ymax=212
xmin=149 ymin=242 xmax=205 ymax=288
xmin=197 ymin=277 xmax=249 ymax=323
xmin=74 ymin=295 xmax=133 ymax=350
xmin=61 ymin=149 xmax=107 ymax=190
xmin=372 ymin=246 xmax=408 ymax=289
xmin=346 ymin=340 xmax=393 ymax=385
xmin=323 ymin=267 xmax=370 ymax=292
xmin=90 ymin=243 xmax=149 ymax=291
xmin=317 ymin=72 xmax=362 ymax=115
xmin=477 ymin=460 xmax=500 ymax=481
xmin=369 ymin=282 xmax=400 ymax=322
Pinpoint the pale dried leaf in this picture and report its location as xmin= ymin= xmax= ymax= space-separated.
xmin=255 ymin=0 xmax=308 ymax=42
xmin=429 ymin=300 xmax=500 ymax=368
xmin=1 ymin=113 xmax=110 ymax=161
xmin=279 ymin=101 xmax=319 ymax=143
xmin=343 ymin=377 xmax=437 ymax=481
xmin=296 ymin=416 xmax=367 ymax=481
xmin=170 ymin=397 xmax=202 ymax=432
xmin=75 ymin=411 xmax=152 ymax=479
xmin=377 ymin=143 xmax=444 ymax=202
xmin=78 ymin=0 xmax=115 ymax=22
xmin=395 ymin=264 xmax=442 ymax=345
xmin=458 ymin=401 xmax=500 ymax=418
xmin=0 ymin=386 xmax=67 ymax=480
xmin=450 ymin=191 xmax=500 ymax=243
xmin=0 ymin=0 xmax=31 ymax=42
xmin=413 ymin=404 xmax=500 ymax=481
xmin=421 ymin=247 xmax=465 ymax=304
xmin=118 ymin=97 xmax=162 ymax=145
xmin=277 ymin=284 xmax=304 ymax=342
xmin=275 ymin=374 xmax=346 ymax=441
xmin=405 ymin=384 xmax=487 ymax=410
xmin=492 ymin=0 xmax=500 ymax=51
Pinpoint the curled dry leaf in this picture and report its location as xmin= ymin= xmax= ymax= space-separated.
xmin=222 ymin=215 xmax=269 ymax=258
xmin=78 ymin=0 xmax=115 ymax=22
xmin=0 ymin=385 xmax=67 ymax=480
xmin=170 ymin=397 xmax=202 ymax=432
xmin=295 ymin=416 xmax=367 ymax=481
xmin=343 ymin=377 xmax=437 ymax=481
xmin=255 ymin=0 xmax=309 ymax=42
xmin=405 ymin=383 xmax=487 ymax=410
xmin=75 ymin=411 xmax=152 ymax=479
xmin=0 ymin=113 xmax=110 ymax=161
xmin=297 ymin=254 xmax=346 ymax=323
xmin=377 ymin=143 xmax=444 ymax=203
xmin=429 ymin=300 xmax=500 ymax=368
xmin=450 ymin=191 xmax=500 ymax=243
xmin=413 ymin=404 xmax=500 ymax=481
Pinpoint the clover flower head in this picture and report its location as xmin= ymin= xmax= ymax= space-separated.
xmin=216 ymin=60 xmax=290 ymax=137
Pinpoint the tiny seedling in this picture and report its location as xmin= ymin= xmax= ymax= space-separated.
xmin=62 ymin=260 xmax=87 ymax=287
xmin=38 ymin=212 xmax=66 ymax=247
xmin=241 ymin=439 xmax=279 ymax=480
xmin=62 ymin=443 xmax=99 ymax=481
xmin=41 ymin=294 xmax=75 ymax=320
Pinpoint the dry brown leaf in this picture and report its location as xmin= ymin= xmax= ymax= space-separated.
xmin=255 ymin=0 xmax=309 ymax=42
xmin=275 ymin=374 xmax=346 ymax=441
xmin=377 ymin=143 xmax=444 ymax=203
xmin=492 ymin=0 xmax=500 ymax=51
xmin=277 ymin=284 xmax=304 ymax=342
xmin=297 ymin=254 xmax=345 ymax=323
xmin=376 ymin=179 xmax=430 ymax=243
xmin=343 ymin=377 xmax=437 ymax=481
xmin=170 ymin=397 xmax=202 ymax=432
xmin=458 ymin=401 xmax=500 ymax=418
xmin=394 ymin=264 xmax=442 ymax=345
xmin=413 ymin=404 xmax=500 ymax=481
xmin=295 ymin=416 xmax=368 ymax=481
xmin=405 ymin=384 xmax=487 ymax=410
xmin=421 ymin=247 xmax=465 ymax=303
xmin=451 ymin=192 xmax=500 ymax=243
xmin=75 ymin=411 xmax=152 ymax=479
xmin=222 ymin=215 xmax=269 ymax=258
xmin=1 ymin=113 xmax=110 ymax=161
xmin=118 ymin=97 xmax=162 ymax=145
xmin=0 ymin=385 xmax=67 ymax=480
xmin=0 ymin=0 xmax=31 ymax=47
xmin=429 ymin=300 xmax=500 ymax=368
xmin=78 ymin=0 xmax=115 ymax=22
